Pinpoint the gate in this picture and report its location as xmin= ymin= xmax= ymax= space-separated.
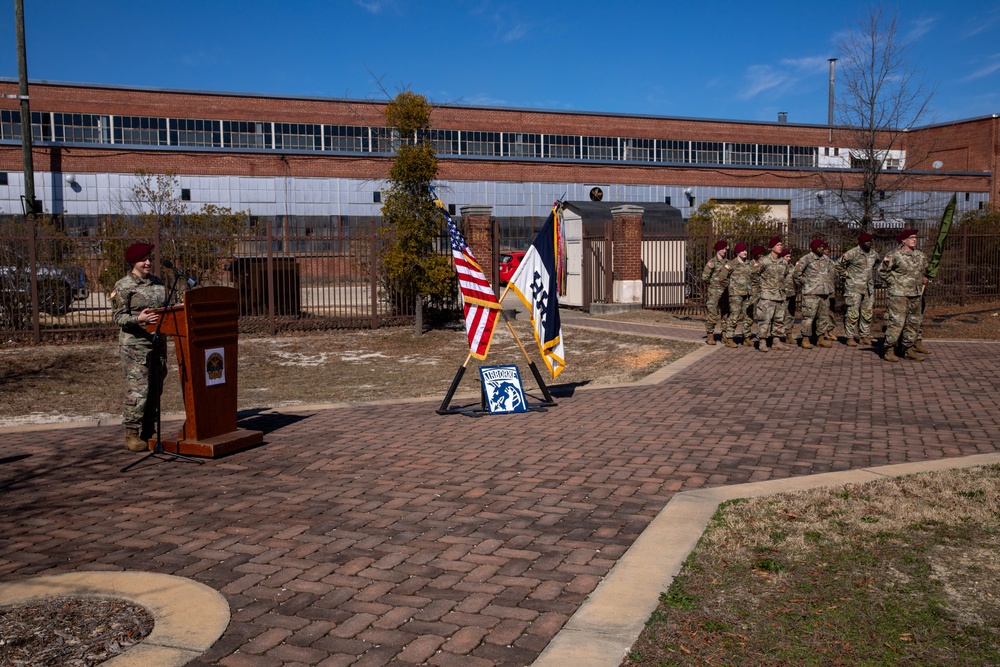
xmin=581 ymin=221 xmax=612 ymax=313
xmin=641 ymin=229 xmax=690 ymax=309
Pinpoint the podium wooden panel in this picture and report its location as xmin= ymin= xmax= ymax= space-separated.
xmin=147 ymin=286 xmax=263 ymax=457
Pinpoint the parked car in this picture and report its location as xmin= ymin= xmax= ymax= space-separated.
xmin=0 ymin=242 xmax=87 ymax=317
xmin=498 ymin=251 xmax=526 ymax=284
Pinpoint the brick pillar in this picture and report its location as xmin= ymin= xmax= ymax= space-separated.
xmin=611 ymin=205 xmax=643 ymax=304
xmin=459 ymin=205 xmax=494 ymax=282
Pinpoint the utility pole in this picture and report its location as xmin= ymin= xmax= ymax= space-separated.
xmin=14 ymin=0 xmax=37 ymax=217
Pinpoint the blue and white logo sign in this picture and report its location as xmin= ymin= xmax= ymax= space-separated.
xmin=479 ymin=365 xmax=528 ymax=414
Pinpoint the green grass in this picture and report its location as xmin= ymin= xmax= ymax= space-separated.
xmin=622 ymin=466 xmax=1000 ymax=667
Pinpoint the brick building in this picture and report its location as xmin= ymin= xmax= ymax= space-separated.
xmin=0 ymin=78 xmax=995 ymax=230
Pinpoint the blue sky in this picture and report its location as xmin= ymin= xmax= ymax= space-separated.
xmin=2 ymin=1 xmax=998 ymax=125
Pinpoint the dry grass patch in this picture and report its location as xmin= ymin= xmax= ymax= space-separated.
xmin=0 ymin=322 xmax=700 ymax=426
xmin=624 ymin=465 xmax=1000 ymax=666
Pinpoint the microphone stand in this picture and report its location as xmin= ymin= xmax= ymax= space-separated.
xmin=121 ymin=273 xmax=204 ymax=473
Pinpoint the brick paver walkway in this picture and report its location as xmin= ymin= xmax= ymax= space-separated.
xmin=2 ymin=323 xmax=998 ymax=666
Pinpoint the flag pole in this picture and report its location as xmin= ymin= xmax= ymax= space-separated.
xmin=436 ymin=352 xmax=474 ymax=414
xmin=499 ymin=309 xmax=556 ymax=405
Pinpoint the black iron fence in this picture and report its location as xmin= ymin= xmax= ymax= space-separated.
xmin=0 ymin=217 xmax=458 ymax=344
xmin=3 ymin=214 xmax=998 ymax=343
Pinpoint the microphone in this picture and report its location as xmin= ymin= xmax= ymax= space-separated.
xmin=162 ymin=260 xmax=197 ymax=287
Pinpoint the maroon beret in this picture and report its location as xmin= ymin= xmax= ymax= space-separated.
xmin=768 ymin=236 xmax=782 ymax=248
xmin=713 ymin=239 xmax=728 ymax=252
xmin=809 ymin=238 xmax=828 ymax=252
xmin=751 ymin=245 xmax=766 ymax=257
xmin=779 ymin=248 xmax=791 ymax=257
xmin=858 ymin=233 xmax=874 ymax=244
xmin=125 ymin=243 xmax=154 ymax=265
xmin=895 ymin=229 xmax=917 ymax=243
xmin=734 ymin=242 xmax=748 ymax=254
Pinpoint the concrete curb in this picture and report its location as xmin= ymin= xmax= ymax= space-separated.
xmin=531 ymin=452 xmax=1000 ymax=667
xmin=0 ymin=571 xmax=230 ymax=667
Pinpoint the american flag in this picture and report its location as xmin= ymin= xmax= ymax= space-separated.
xmin=440 ymin=203 xmax=502 ymax=359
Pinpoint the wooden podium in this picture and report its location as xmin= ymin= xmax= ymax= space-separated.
xmin=147 ymin=286 xmax=263 ymax=457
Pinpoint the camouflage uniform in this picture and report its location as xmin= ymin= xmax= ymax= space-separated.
xmin=754 ymin=255 xmax=789 ymax=341
xmin=747 ymin=258 xmax=762 ymax=337
xmin=836 ymin=245 xmax=879 ymax=341
xmin=724 ymin=258 xmax=754 ymax=340
xmin=878 ymin=246 xmax=928 ymax=349
xmin=701 ymin=254 xmax=731 ymax=340
xmin=111 ymin=272 xmax=167 ymax=435
xmin=792 ymin=251 xmax=836 ymax=342
xmin=782 ymin=260 xmax=797 ymax=337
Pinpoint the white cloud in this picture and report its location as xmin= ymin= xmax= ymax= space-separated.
xmin=904 ymin=16 xmax=938 ymax=42
xmin=739 ymin=55 xmax=831 ymax=101
xmin=355 ymin=0 xmax=400 ymax=14
xmin=961 ymin=56 xmax=1000 ymax=82
xmin=740 ymin=65 xmax=789 ymax=100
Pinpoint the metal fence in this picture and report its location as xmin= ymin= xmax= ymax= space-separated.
xmin=0 ymin=216 xmax=458 ymax=344
xmin=3 ymin=214 xmax=999 ymax=343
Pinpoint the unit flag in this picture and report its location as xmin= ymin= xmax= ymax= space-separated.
xmin=507 ymin=204 xmax=565 ymax=379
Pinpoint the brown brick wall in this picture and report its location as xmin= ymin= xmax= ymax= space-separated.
xmin=611 ymin=209 xmax=643 ymax=281
xmin=0 ymin=81 xmax=993 ymax=198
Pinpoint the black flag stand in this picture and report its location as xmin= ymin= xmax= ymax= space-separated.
xmin=437 ymin=309 xmax=556 ymax=417
xmin=121 ymin=274 xmax=205 ymax=473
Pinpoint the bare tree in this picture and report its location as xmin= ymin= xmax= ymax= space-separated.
xmin=829 ymin=6 xmax=933 ymax=230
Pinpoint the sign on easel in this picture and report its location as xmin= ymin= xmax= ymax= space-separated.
xmin=479 ymin=365 xmax=529 ymax=414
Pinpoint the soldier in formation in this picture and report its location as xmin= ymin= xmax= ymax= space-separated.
xmin=723 ymin=242 xmax=753 ymax=348
xmin=701 ymin=240 xmax=730 ymax=345
xmin=780 ymin=248 xmax=797 ymax=340
xmin=700 ymin=231 xmax=933 ymax=363
xmin=836 ymin=232 xmax=878 ymax=346
xmin=111 ymin=242 xmax=168 ymax=452
xmin=753 ymin=236 xmax=791 ymax=352
xmin=792 ymin=239 xmax=836 ymax=349
xmin=878 ymin=229 xmax=929 ymax=362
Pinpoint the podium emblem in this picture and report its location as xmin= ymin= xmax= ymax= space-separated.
xmin=205 ymin=348 xmax=226 ymax=386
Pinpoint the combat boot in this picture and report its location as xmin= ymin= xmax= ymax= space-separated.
xmin=706 ymin=334 xmax=716 ymax=346
xmin=758 ymin=341 xmax=770 ymax=352
xmin=903 ymin=347 xmax=925 ymax=362
xmin=884 ymin=348 xmax=900 ymax=363
xmin=799 ymin=338 xmax=813 ymax=349
xmin=724 ymin=335 xmax=738 ymax=348
xmin=772 ymin=340 xmax=790 ymax=351
xmin=845 ymin=338 xmax=858 ymax=347
xmin=859 ymin=337 xmax=872 ymax=346
xmin=825 ymin=332 xmax=837 ymax=341
xmin=913 ymin=340 xmax=932 ymax=355
xmin=816 ymin=338 xmax=832 ymax=348
xmin=743 ymin=336 xmax=755 ymax=347
xmin=124 ymin=428 xmax=148 ymax=452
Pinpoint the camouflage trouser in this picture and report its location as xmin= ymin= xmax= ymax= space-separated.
xmin=724 ymin=294 xmax=752 ymax=338
xmin=784 ymin=295 xmax=797 ymax=335
xmin=121 ymin=342 xmax=167 ymax=432
xmin=705 ymin=287 xmax=725 ymax=334
xmin=843 ymin=290 xmax=874 ymax=339
xmin=755 ymin=299 xmax=787 ymax=340
xmin=799 ymin=294 xmax=832 ymax=340
xmin=884 ymin=295 xmax=923 ymax=348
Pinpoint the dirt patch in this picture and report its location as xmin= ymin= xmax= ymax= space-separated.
xmin=0 ymin=320 xmax=700 ymax=426
xmin=0 ymin=596 xmax=153 ymax=666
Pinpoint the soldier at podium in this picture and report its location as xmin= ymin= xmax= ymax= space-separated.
xmin=111 ymin=242 xmax=168 ymax=452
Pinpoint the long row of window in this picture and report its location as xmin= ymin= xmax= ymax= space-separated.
xmin=0 ymin=108 xmax=820 ymax=167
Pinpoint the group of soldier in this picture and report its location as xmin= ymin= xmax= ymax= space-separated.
xmin=702 ymin=228 xmax=931 ymax=362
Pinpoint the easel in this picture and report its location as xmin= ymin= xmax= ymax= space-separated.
xmin=437 ymin=294 xmax=556 ymax=417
